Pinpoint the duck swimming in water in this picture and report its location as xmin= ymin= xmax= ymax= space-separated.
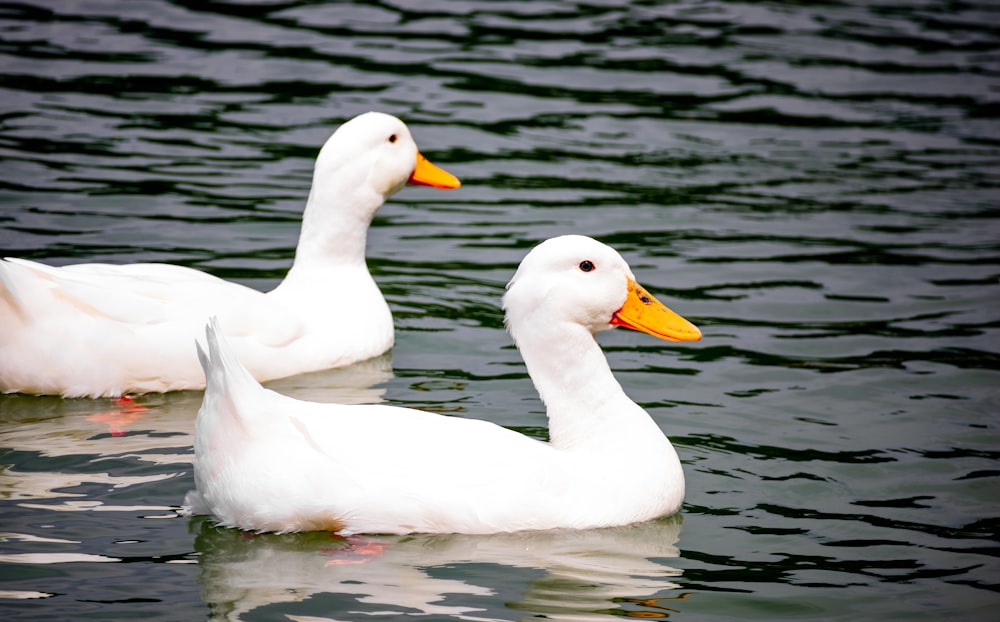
xmin=185 ymin=235 xmax=701 ymax=535
xmin=0 ymin=112 xmax=460 ymax=397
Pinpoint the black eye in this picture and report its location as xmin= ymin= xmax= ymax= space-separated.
xmin=388 ymin=134 xmax=398 ymax=143
xmin=579 ymin=260 xmax=595 ymax=272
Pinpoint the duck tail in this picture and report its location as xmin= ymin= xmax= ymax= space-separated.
xmin=200 ymin=316 xmax=262 ymax=393
xmin=198 ymin=317 xmax=264 ymax=430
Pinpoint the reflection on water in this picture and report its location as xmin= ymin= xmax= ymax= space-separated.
xmin=192 ymin=515 xmax=684 ymax=622
xmin=261 ymin=353 xmax=393 ymax=405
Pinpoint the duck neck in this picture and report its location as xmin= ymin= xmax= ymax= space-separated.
xmin=290 ymin=181 xmax=382 ymax=270
xmin=516 ymin=322 xmax=645 ymax=450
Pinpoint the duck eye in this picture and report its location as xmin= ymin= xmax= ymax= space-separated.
xmin=578 ymin=260 xmax=595 ymax=272
xmin=388 ymin=134 xmax=398 ymax=143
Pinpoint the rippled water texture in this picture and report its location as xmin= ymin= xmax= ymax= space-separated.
xmin=1 ymin=1 xmax=999 ymax=620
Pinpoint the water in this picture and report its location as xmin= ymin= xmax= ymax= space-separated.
xmin=1 ymin=0 xmax=999 ymax=619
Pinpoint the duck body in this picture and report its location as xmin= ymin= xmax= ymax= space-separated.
xmin=0 ymin=112 xmax=460 ymax=397
xmin=186 ymin=236 xmax=702 ymax=535
xmin=0 ymin=257 xmax=390 ymax=396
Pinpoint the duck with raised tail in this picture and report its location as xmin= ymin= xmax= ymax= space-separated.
xmin=184 ymin=235 xmax=702 ymax=535
xmin=0 ymin=112 xmax=460 ymax=398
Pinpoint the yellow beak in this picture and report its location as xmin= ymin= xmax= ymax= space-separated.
xmin=610 ymin=278 xmax=702 ymax=342
xmin=407 ymin=151 xmax=461 ymax=189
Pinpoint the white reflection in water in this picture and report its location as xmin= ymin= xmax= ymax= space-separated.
xmin=0 ymin=552 xmax=120 ymax=564
xmin=194 ymin=515 xmax=684 ymax=621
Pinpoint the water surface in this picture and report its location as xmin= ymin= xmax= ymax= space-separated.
xmin=1 ymin=1 xmax=999 ymax=620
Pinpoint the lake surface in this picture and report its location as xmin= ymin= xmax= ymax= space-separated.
xmin=2 ymin=0 xmax=999 ymax=620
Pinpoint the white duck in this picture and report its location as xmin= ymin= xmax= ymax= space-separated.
xmin=184 ymin=235 xmax=702 ymax=535
xmin=0 ymin=112 xmax=460 ymax=398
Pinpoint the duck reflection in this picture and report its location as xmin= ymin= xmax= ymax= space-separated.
xmin=257 ymin=353 xmax=394 ymax=406
xmin=192 ymin=514 xmax=686 ymax=621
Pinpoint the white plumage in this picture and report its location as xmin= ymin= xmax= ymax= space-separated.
xmin=0 ymin=112 xmax=460 ymax=397
xmin=185 ymin=235 xmax=702 ymax=535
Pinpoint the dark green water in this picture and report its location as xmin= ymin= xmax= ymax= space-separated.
xmin=1 ymin=1 xmax=999 ymax=620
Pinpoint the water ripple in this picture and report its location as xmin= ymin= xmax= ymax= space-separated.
xmin=1 ymin=0 xmax=999 ymax=620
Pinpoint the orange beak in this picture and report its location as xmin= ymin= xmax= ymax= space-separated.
xmin=610 ymin=278 xmax=702 ymax=342
xmin=407 ymin=151 xmax=461 ymax=189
